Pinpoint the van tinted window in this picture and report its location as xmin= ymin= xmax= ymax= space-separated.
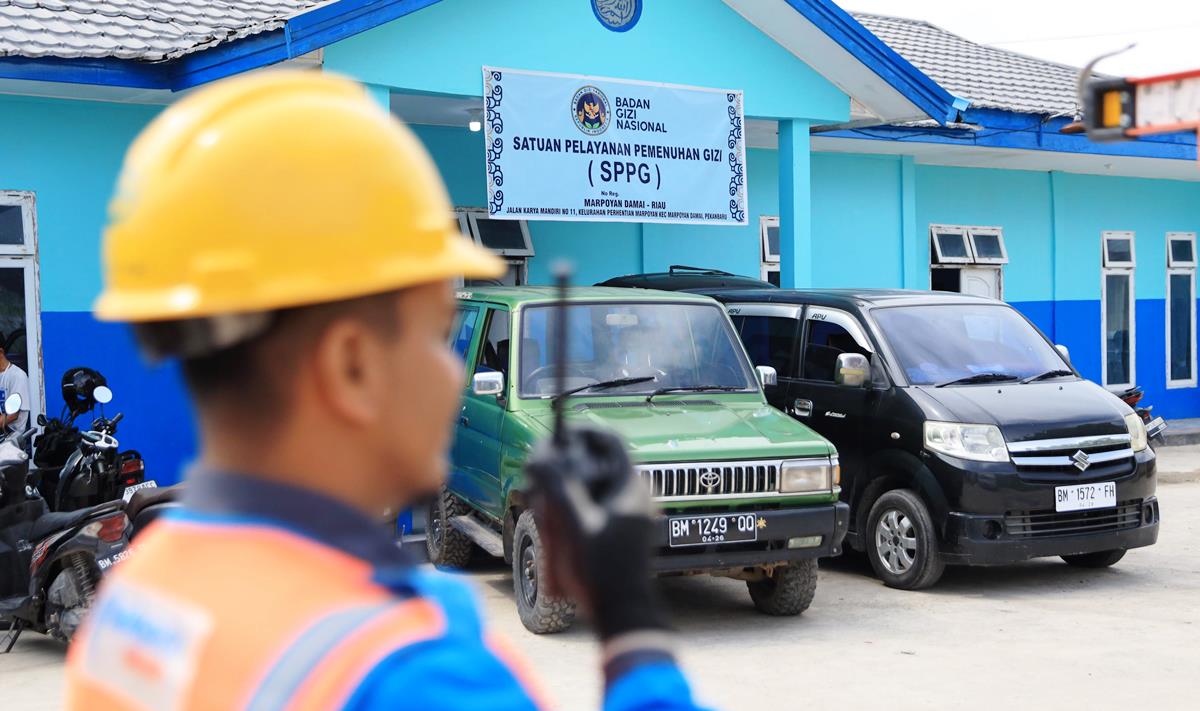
xmin=732 ymin=315 xmax=797 ymax=377
xmin=803 ymin=321 xmax=871 ymax=382
xmin=873 ymin=304 xmax=1065 ymax=385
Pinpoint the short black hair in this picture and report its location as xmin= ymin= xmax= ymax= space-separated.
xmin=140 ymin=291 xmax=402 ymax=421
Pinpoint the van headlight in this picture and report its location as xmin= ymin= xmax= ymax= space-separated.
xmin=1124 ymin=412 xmax=1148 ymax=452
xmin=780 ymin=457 xmax=837 ymax=493
xmin=924 ymin=421 xmax=1008 ymax=462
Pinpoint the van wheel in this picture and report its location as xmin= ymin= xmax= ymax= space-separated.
xmin=425 ymin=488 xmax=474 ymax=569
xmin=512 ymin=511 xmax=575 ymax=634
xmin=747 ymin=559 xmax=817 ymax=616
xmin=866 ymin=490 xmax=945 ymax=590
xmin=1062 ymin=549 xmax=1126 ymax=568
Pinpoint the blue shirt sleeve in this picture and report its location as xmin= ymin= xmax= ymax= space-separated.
xmin=346 ymin=640 xmax=709 ymax=711
xmin=344 ymin=636 xmax=542 ymax=711
xmin=605 ymin=661 xmax=708 ymax=711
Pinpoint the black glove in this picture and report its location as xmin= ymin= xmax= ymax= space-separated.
xmin=524 ymin=426 xmax=667 ymax=641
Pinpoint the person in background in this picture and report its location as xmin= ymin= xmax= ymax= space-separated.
xmin=0 ymin=335 xmax=31 ymax=432
xmin=63 ymin=70 xmax=706 ymax=711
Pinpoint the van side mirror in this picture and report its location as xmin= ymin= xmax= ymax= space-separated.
xmin=472 ymin=371 xmax=505 ymax=397
xmin=755 ymin=365 xmax=778 ymax=387
xmin=834 ymin=353 xmax=869 ymax=388
xmin=1055 ymin=344 xmax=1071 ymax=365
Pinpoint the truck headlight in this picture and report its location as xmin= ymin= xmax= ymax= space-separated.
xmin=780 ymin=457 xmax=837 ymax=493
xmin=924 ymin=421 xmax=1008 ymax=462
xmin=1124 ymin=412 xmax=1148 ymax=452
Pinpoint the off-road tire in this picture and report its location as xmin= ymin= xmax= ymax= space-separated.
xmin=866 ymin=489 xmax=945 ymax=590
xmin=425 ymin=488 xmax=475 ymax=569
xmin=747 ymin=559 xmax=818 ymax=616
xmin=512 ymin=511 xmax=575 ymax=634
xmin=1062 ymin=549 xmax=1126 ymax=568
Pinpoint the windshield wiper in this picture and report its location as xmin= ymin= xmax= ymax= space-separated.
xmin=646 ymin=385 xmax=744 ymax=403
xmin=934 ymin=372 xmax=1020 ymax=388
xmin=551 ymin=376 xmax=656 ymax=405
xmin=1020 ymin=369 xmax=1075 ymax=384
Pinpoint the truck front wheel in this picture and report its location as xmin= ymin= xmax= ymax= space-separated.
xmin=512 ymin=511 xmax=575 ymax=634
xmin=425 ymin=488 xmax=474 ymax=569
xmin=747 ymin=559 xmax=818 ymax=616
xmin=866 ymin=489 xmax=945 ymax=590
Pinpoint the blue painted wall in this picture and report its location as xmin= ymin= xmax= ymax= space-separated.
xmin=811 ymin=153 xmax=905 ymax=288
xmin=325 ymin=0 xmax=849 ymax=123
xmin=0 ymin=95 xmax=196 ymax=484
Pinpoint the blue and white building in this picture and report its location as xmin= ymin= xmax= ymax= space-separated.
xmin=0 ymin=0 xmax=1196 ymax=484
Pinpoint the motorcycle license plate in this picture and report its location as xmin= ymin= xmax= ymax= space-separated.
xmin=1054 ymin=481 xmax=1116 ymax=512
xmin=668 ymin=513 xmax=758 ymax=547
xmin=122 ymin=480 xmax=157 ymax=502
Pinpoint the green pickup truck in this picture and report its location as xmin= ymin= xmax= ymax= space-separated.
xmin=431 ymin=287 xmax=849 ymax=633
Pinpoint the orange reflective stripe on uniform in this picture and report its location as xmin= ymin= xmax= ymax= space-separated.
xmin=487 ymin=632 xmax=552 ymax=710
xmin=66 ymin=515 xmax=414 ymax=711
xmin=274 ymin=600 xmax=448 ymax=711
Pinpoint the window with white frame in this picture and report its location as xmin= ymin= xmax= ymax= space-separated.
xmin=0 ymin=191 xmax=45 ymax=419
xmin=1101 ymin=231 xmax=1136 ymax=388
xmin=929 ymin=225 xmax=1008 ymax=298
xmin=760 ymin=216 xmax=780 ymax=286
xmin=1167 ymin=232 xmax=1197 ymax=387
xmin=454 ymin=209 xmax=534 ymax=286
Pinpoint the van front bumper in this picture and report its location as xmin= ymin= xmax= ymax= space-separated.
xmin=649 ymin=502 xmax=849 ymax=574
xmin=940 ymin=496 xmax=1159 ymax=565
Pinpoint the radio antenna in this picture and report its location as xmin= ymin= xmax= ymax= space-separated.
xmin=551 ymin=261 xmax=573 ymax=446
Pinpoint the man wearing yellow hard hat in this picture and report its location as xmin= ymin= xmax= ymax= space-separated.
xmin=63 ymin=71 xmax=706 ymax=710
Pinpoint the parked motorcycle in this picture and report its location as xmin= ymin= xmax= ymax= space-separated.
xmin=33 ymin=368 xmax=149 ymax=511
xmin=0 ymin=392 xmax=131 ymax=647
xmin=1119 ymin=385 xmax=1168 ymax=445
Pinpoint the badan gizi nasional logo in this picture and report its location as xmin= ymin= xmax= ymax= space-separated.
xmin=572 ymin=85 xmax=610 ymax=136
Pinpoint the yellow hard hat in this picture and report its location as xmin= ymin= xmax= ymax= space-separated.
xmin=94 ymin=70 xmax=504 ymax=322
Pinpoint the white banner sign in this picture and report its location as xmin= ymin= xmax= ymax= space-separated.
xmin=483 ymin=67 xmax=747 ymax=225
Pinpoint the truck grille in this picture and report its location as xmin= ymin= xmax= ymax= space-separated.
xmin=1007 ymin=433 xmax=1135 ymax=481
xmin=635 ymin=460 xmax=780 ymax=500
xmin=1004 ymin=500 xmax=1142 ymax=539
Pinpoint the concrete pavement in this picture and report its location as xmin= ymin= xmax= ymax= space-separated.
xmin=4 ymin=477 xmax=1199 ymax=710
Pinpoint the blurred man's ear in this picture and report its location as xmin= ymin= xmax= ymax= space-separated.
xmin=310 ymin=318 xmax=388 ymax=429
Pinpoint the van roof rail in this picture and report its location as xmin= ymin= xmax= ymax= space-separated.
xmin=668 ymin=265 xmax=734 ymax=275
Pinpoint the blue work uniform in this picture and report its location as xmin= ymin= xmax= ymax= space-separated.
xmin=65 ymin=472 xmax=707 ymax=711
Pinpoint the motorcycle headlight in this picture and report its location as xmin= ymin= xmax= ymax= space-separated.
xmin=1124 ymin=412 xmax=1148 ymax=452
xmin=780 ymin=457 xmax=837 ymax=493
xmin=924 ymin=421 xmax=1008 ymax=462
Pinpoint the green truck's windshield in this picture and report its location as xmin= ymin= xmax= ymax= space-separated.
xmin=519 ymin=302 xmax=756 ymax=397
xmin=872 ymin=303 xmax=1070 ymax=386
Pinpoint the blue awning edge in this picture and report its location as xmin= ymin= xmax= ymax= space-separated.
xmin=0 ymin=0 xmax=966 ymax=124
xmin=785 ymin=0 xmax=968 ymax=125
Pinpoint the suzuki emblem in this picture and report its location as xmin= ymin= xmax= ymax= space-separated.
xmin=699 ymin=471 xmax=721 ymax=493
xmin=1071 ymin=450 xmax=1091 ymax=472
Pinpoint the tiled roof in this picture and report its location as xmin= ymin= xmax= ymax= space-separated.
xmin=853 ymin=12 xmax=1085 ymax=117
xmin=0 ymin=0 xmax=328 ymax=61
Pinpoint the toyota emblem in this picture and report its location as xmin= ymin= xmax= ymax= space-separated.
xmin=699 ymin=471 xmax=721 ymax=492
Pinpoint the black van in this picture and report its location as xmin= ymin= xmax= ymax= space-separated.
xmin=602 ymin=276 xmax=1160 ymax=590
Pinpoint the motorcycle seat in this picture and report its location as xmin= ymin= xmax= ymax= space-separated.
xmin=31 ymin=501 xmax=122 ymax=541
xmin=125 ymin=484 xmax=183 ymax=524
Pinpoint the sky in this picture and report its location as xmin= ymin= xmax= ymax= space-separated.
xmin=846 ymin=0 xmax=1200 ymax=77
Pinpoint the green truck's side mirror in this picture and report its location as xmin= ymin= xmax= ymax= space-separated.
xmin=473 ymin=371 xmax=504 ymax=397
